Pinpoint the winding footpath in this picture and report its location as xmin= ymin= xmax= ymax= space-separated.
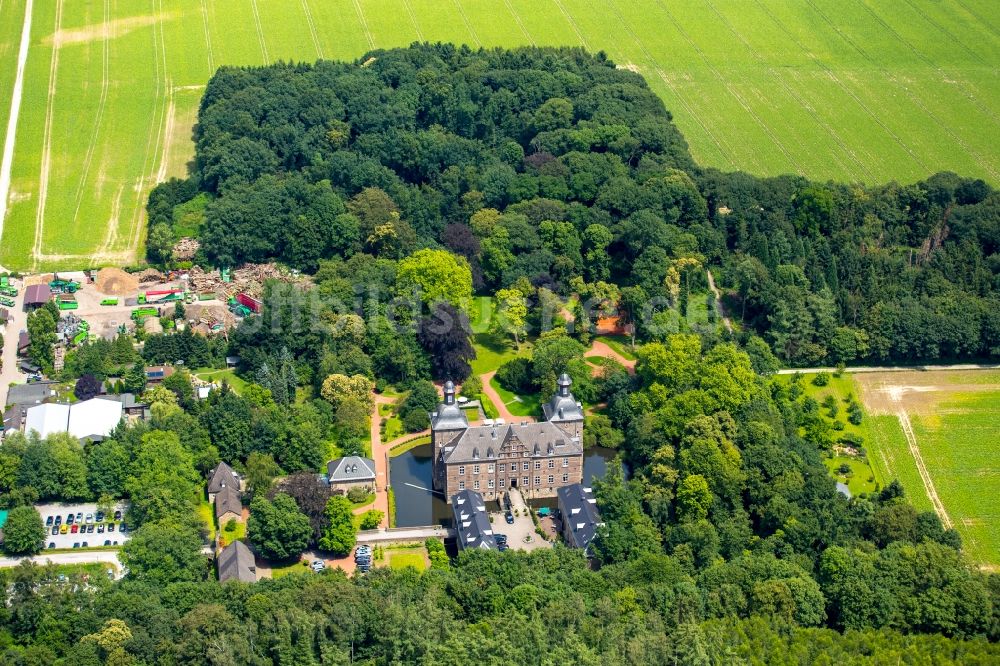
xmin=0 ymin=0 xmax=33 ymax=251
xmin=706 ymin=269 xmax=734 ymax=334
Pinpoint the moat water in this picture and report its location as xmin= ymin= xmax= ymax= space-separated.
xmin=389 ymin=444 xmax=624 ymax=528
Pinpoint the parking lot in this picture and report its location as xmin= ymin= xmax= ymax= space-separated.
xmin=37 ymin=503 xmax=131 ymax=550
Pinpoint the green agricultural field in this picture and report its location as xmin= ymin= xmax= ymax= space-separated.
xmin=0 ymin=0 xmax=998 ymax=269
xmin=853 ymin=369 xmax=1000 ymax=568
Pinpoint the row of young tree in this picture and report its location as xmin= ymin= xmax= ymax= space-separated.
xmin=146 ymin=44 xmax=999 ymax=365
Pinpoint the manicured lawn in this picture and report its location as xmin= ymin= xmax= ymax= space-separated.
xmin=382 ymin=417 xmax=404 ymax=441
xmin=193 ymin=368 xmax=248 ymax=394
xmin=219 ymin=521 xmax=246 ymax=548
xmin=389 ymin=435 xmax=431 ymax=458
xmin=469 ymin=296 xmax=495 ymax=334
xmin=489 ymin=376 xmax=541 ymax=418
xmin=269 ymin=558 xmax=311 ymax=579
xmin=470 ymin=332 xmax=530 ymax=377
xmin=389 ymin=552 xmax=427 ymax=570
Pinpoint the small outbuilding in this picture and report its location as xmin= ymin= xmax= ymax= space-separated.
xmin=326 ymin=456 xmax=376 ymax=492
xmin=22 ymin=284 xmax=50 ymax=310
xmin=217 ymin=540 xmax=257 ymax=583
xmin=214 ymin=485 xmax=243 ymax=525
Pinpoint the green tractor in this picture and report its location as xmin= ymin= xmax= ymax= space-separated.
xmin=0 ymin=285 xmax=17 ymax=297
xmin=0 ymin=296 xmax=14 ymax=308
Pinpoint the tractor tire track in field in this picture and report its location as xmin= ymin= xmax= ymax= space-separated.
xmin=856 ymin=0 xmax=999 ymax=127
xmin=400 ymin=0 xmax=425 ymax=43
xmin=951 ymin=0 xmax=1000 ymax=39
xmin=552 ymin=0 xmax=591 ymax=51
xmin=801 ymin=0 xmax=999 ymax=181
xmin=32 ymin=0 xmax=64 ymax=269
xmin=350 ymin=0 xmax=375 ymax=50
xmin=300 ymin=0 xmax=325 ymax=59
xmin=249 ymin=0 xmax=270 ymax=64
xmin=0 ymin=0 xmax=34 ymax=246
xmin=502 ymin=0 xmax=535 ymax=46
xmin=452 ymin=0 xmax=482 ymax=48
xmin=700 ymin=0 xmax=873 ymax=181
xmin=583 ymin=0 xmax=739 ymax=172
xmin=199 ymin=0 xmax=215 ymax=73
xmin=896 ymin=409 xmax=953 ymax=529
xmin=648 ymin=0 xmax=806 ymax=175
xmin=899 ymin=0 xmax=987 ymax=65
xmin=751 ymin=0 xmax=931 ymax=176
xmin=70 ymin=0 xmax=112 ymax=228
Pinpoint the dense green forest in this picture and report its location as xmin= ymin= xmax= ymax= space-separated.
xmin=3 ymin=45 xmax=991 ymax=663
xmin=147 ymin=44 xmax=1000 ymax=366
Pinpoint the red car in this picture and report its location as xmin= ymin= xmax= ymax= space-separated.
xmin=71 ymin=524 xmax=79 ymax=534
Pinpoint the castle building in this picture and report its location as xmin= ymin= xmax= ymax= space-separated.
xmin=431 ymin=374 xmax=584 ymax=502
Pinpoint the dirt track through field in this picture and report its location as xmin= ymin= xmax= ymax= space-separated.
xmin=0 ymin=0 xmax=32 ymax=254
xmin=896 ymin=408 xmax=952 ymax=528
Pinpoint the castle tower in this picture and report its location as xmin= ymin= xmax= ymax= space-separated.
xmin=542 ymin=373 xmax=584 ymax=437
xmin=430 ymin=380 xmax=469 ymax=490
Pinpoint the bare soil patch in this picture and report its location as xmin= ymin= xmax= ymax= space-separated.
xmin=854 ymin=370 xmax=1000 ymax=416
xmin=42 ymin=13 xmax=172 ymax=47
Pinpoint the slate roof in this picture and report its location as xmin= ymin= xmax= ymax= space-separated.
xmin=217 ymin=540 xmax=256 ymax=583
xmin=442 ymin=420 xmax=582 ymax=464
xmin=326 ymin=456 xmax=376 ymax=484
xmin=557 ymin=484 xmax=602 ymax=550
xmin=207 ymin=461 xmax=240 ymax=495
xmin=542 ymin=373 xmax=585 ymax=423
xmin=214 ymin=485 xmax=243 ymax=520
xmin=452 ymin=489 xmax=496 ymax=550
xmin=430 ymin=380 xmax=469 ymax=432
xmin=5 ymin=381 xmax=57 ymax=407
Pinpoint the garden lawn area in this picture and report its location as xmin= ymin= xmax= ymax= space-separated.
xmin=471 ymin=332 xmax=530 ymax=377
xmin=198 ymin=499 xmax=216 ymax=542
xmin=469 ymin=296 xmax=495 ymax=334
xmin=382 ymin=417 xmax=404 ymax=442
xmin=389 ymin=435 xmax=431 ymax=458
xmin=193 ymin=368 xmax=248 ymax=394
xmin=389 ymin=552 xmax=427 ymax=571
xmin=824 ymin=456 xmax=878 ymax=497
xmin=598 ymin=335 xmax=638 ymax=361
xmin=219 ymin=521 xmax=246 ymax=548
xmin=489 ymin=376 xmax=541 ymax=418
xmin=777 ymin=372 xmax=870 ymax=445
xmin=350 ymin=492 xmax=376 ymax=509
xmin=269 ymin=558 xmax=311 ymax=579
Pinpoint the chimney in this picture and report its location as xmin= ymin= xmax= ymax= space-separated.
xmin=443 ymin=380 xmax=456 ymax=406
xmin=557 ymin=373 xmax=572 ymax=397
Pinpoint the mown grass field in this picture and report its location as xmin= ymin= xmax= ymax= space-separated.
xmin=1 ymin=0 xmax=998 ymax=270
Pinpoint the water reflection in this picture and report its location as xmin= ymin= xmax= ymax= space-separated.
xmin=389 ymin=445 xmax=624 ymax=528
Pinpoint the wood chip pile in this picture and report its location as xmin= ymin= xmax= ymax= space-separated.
xmin=188 ymin=263 xmax=307 ymax=299
xmin=95 ymin=268 xmax=140 ymax=295
xmin=172 ymin=237 xmax=201 ymax=261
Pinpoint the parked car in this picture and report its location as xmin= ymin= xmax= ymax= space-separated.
xmin=97 ymin=524 xmax=105 ymax=534
xmin=504 ymin=512 xmax=514 ymax=524
xmin=72 ymin=543 xmax=80 ymax=549
xmin=113 ymin=510 xmax=122 ymax=521
xmin=48 ymin=542 xmax=55 ymax=549
xmin=60 ymin=524 xmax=68 ymax=534
xmin=494 ymin=534 xmax=508 ymax=544
xmin=54 ymin=515 xmax=61 ymax=526
xmin=497 ymin=544 xmax=509 ymax=552
xmin=76 ymin=512 xmax=83 ymax=523
xmin=82 ymin=542 xmax=88 ymax=548
xmin=96 ymin=511 xmax=104 ymax=522
xmin=104 ymin=540 xmax=112 ymax=546
xmin=45 ymin=516 xmax=53 ymax=526
xmin=66 ymin=514 xmax=74 ymax=525
xmin=51 ymin=526 xmax=59 ymax=536
xmin=71 ymin=524 xmax=79 ymax=534
xmin=85 ymin=513 xmax=94 ymax=524
xmin=87 ymin=524 xmax=95 ymax=533
xmin=107 ymin=523 xmax=115 ymax=532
